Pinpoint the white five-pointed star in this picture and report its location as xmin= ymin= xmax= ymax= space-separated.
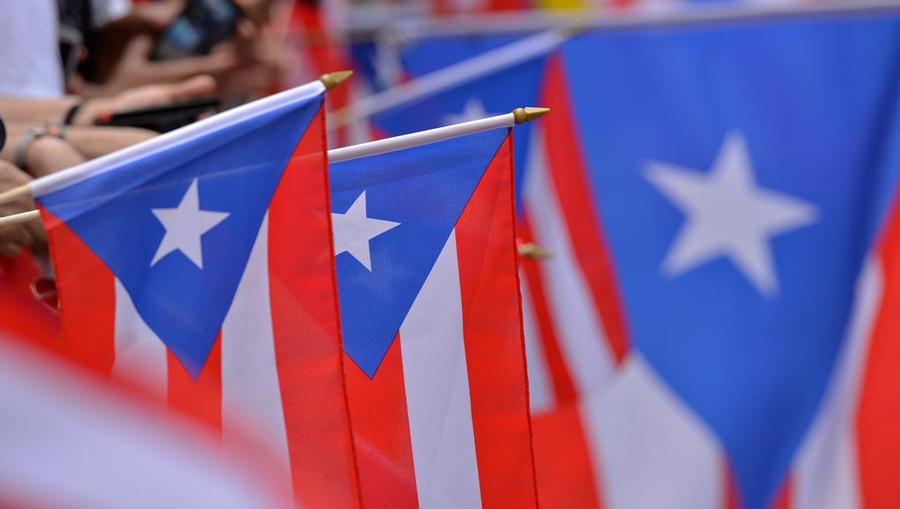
xmin=332 ymin=191 xmax=400 ymax=271
xmin=644 ymin=132 xmax=818 ymax=296
xmin=151 ymin=179 xmax=230 ymax=269
xmin=443 ymin=98 xmax=490 ymax=126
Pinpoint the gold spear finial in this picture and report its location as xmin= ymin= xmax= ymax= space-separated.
xmin=518 ymin=242 xmax=552 ymax=260
xmin=320 ymin=70 xmax=354 ymax=90
xmin=512 ymin=107 xmax=550 ymax=124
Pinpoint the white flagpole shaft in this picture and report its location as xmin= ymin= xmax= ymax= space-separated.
xmin=330 ymin=30 xmax=569 ymax=130
xmin=30 ymin=80 xmax=327 ymax=199
xmin=0 ymin=109 xmax=537 ymax=227
xmin=329 ymin=112 xmax=514 ymax=163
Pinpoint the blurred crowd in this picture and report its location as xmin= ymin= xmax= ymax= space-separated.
xmin=0 ymin=0 xmax=297 ymax=260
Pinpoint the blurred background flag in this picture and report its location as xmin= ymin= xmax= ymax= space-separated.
xmin=528 ymin=12 xmax=900 ymax=509
xmin=26 ymin=80 xmax=361 ymax=509
xmin=329 ymin=112 xmax=540 ymax=508
xmin=334 ymin=3 xmax=900 ymax=509
xmin=0 ymin=284 xmax=293 ymax=509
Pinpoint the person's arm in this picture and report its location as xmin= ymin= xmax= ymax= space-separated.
xmin=2 ymin=123 xmax=155 ymax=176
xmin=0 ymin=74 xmax=217 ymax=127
xmin=0 ymin=126 xmax=86 ymax=178
xmin=63 ymin=125 xmax=156 ymax=160
xmin=0 ymin=96 xmax=80 ymax=126
xmin=90 ymin=36 xmax=237 ymax=95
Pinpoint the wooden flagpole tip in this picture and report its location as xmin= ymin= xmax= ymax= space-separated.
xmin=320 ymin=70 xmax=354 ymax=90
xmin=0 ymin=209 xmax=40 ymax=227
xmin=513 ymin=107 xmax=550 ymax=124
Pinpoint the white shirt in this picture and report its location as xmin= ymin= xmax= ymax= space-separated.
xmin=0 ymin=0 xmax=64 ymax=98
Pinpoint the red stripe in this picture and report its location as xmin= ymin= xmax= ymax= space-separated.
xmin=454 ymin=132 xmax=539 ymax=508
xmin=725 ymin=465 xmax=742 ymax=509
xmin=0 ymin=251 xmax=42 ymax=300
xmin=167 ymin=334 xmax=222 ymax=431
xmin=40 ymin=209 xmax=116 ymax=376
xmin=768 ymin=477 xmax=792 ymax=509
xmin=267 ymin=104 xmax=361 ymax=508
xmin=517 ymin=215 xmax=578 ymax=405
xmin=532 ymin=402 xmax=604 ymax=509
xmin=856 ymin=196 xmax=900 ymax=508
xmin=723 ymin=464 xmax=793 ymax=509
xmin=345 ymin=342 xmax=420 ymax=509
xmin=291 ymin=3 xmax=353 ymax=146
xmin=0 ymin=277 xmax=59 ymax=349
xmin=541 ymin=54 xmax=630 ymax=363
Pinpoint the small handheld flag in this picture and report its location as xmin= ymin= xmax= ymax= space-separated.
xmin=330 ymin=110 xmax=544 ymax=508
xmin=32 ymin=79 xmax=361 ymax=508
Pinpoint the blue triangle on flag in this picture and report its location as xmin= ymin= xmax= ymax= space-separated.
xmin=330 ymin=128 xmax=508 ymax=377
xmin=40 ymin=97 xmax=322 ymax=378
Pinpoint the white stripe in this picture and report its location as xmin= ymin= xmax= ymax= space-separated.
xmin=221 ymin=214 xmax=293 ymax=490
xmin=793 ymin=258 xmax=883 ymax=509
xmin=582 ymin=355 xmax=723 ymax=509
xmin=400 ymin=232 xmax=483 ymax=509
xmin=523 ymin=124 xmax=615 ymax=398
xmin=0 ymin=339 xmax=291 ymax=509
xmin=520 ymin=274 xmax=556 ymax=414
xmin=113 ymin=278 xmax=167 ymax=396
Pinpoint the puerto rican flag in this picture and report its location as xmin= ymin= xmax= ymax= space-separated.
xmin=35 ymin=82 xmax=360 ymax=509
xmin=329 ymin=127 xmax=539 ymax=508
xmin=0 ymin=284 xmax=293 ymax=509
xmin=355 ymin=7 xmax=900 ymax=509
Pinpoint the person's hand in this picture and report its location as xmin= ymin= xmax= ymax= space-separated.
xmin=127 ymin=0 xmax=185 ymax=31
xmin=0 ymin=162 xmax=46 ymax=257
xmin=98 ymin=34 xmax=237 ymax=94
xmin=219 ymin=23 xmax=288 ymax=101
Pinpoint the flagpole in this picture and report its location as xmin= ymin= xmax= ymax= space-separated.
xmin=329 ymin=30 xmax=570 ymax=130
xmin=0 ymin=106 xmax=549 ymax=228
xmin=329 ymin=0 xmax=900 ymax=130
xmin=0 ymin=72 xmax=353 ymax=209
xmin=330 ymin=106 xmax=547 ymax=163
xmin=0 ymin=210 xmax=38 ymax=226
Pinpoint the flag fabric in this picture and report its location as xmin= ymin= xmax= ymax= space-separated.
xmin=526 ymin=14 xmax=900 ymax=509
xmin=34 ymin=83 xmax=361 ymax=509
xmin=0 ymin=284 xmax=293 ymax=509
xmin=355 ymin=9 xmax=900 ymax=509
xmin=330 ymin=127 xmax=539 ymax=508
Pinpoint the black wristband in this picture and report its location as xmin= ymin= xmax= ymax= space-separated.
xmin=62 ymin=100 xmax=84 ymax=126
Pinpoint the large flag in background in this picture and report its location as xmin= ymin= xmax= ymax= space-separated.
xmin=351 ymin=7 xmax=900 ymax=509
xmin=527 ymin=13 xmax=900 ymax=509
xmin=0 ymin=284 xmax=292 ymax=509
xmin=330 ymin=127 xmax=539 ymax=508
xmin=33 ymin=82 xmax=360 ymax=509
